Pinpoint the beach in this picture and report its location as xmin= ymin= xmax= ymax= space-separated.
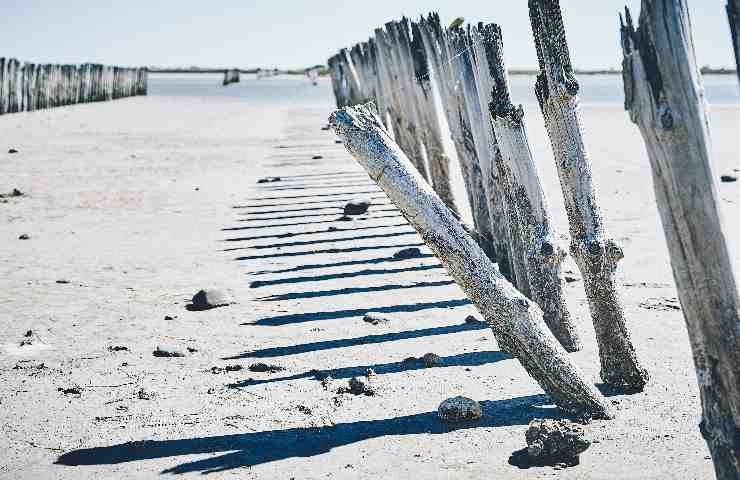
xmin=1 ymin=75 xmax=738 ymax=478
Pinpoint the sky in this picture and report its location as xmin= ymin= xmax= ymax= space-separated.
xmin=1 ymin=1 xmax=735 ymax=70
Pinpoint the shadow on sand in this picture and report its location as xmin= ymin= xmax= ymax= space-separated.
xmin=55 ymin=394 xmax=563 ymax=475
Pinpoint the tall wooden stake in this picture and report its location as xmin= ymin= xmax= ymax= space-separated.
xmin=529 ymin=0 xmax=648 ymax=390
xmin=622 ymin=3 xmax=740 ymax=477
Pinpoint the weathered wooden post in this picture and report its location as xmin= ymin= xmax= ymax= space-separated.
xmin=476 ymin=22 xmax=581 ymax=352
xmin=375 ymin=25 xmax=430 ymax=181
xmin=330 ymin=103 xmax=611 ymax=419
xmin=447 ymin=27 xmax=516 ymax=283
xmin=409 ymin=20 xmax=460 ymax=214
xmin=728 ymin=0 xmax=740 ymax=87
xmin=418 ymin=15 xmax=497 ymax=261
xmin=529 ymin=0 xmax=648 ymax=390
xmin=621 ymin=3 xmax=740 ymax=477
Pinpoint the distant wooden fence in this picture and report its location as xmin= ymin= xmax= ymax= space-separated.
xmin=0 ymin=59 xmax=148 ymax=115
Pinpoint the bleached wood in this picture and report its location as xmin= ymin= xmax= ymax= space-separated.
xmin=330 ymin=103 xmax=611 ymax=419
xmin=447 ymin=28 xmax=514 ymax=282
xmin=621 ymin=3 xmax=740 ymax=477
xmin=477 ymin=22 xmax=581 ymax=352
xmin=408 ymin=20 xmax=459 ymax=214
xmin=468 ymin=24 xmax=531 ymax=296
xmin=419 ymin=14 xmax=496 ymax=260
xmin=529 ymin=0 xmax=648 ymax=390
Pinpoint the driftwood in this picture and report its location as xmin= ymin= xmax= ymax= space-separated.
xmin=330 ymin=103 xmax=610 ymax=419
xmin=477 ymin=22 xmax=581 ymax=352
xmin=621 ymin=3 xmax=740 ymax=478
xmin=408 ymin=20 xmax=459 ymax=214
xmin=529 ymin=0 xmax=648 ymax=390
xmin=418 ymin=14 xmax=497 ymax=261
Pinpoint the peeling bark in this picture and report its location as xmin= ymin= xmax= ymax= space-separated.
xmin=477 ymin=22 xmax=581 ymax=352
xmin=622 ymin=3 xmax=740 ymax=477
xmin=330 ymin=103 xmax=611 ymax=420
xmin=529 ymin=0 xmax=648 ymax=390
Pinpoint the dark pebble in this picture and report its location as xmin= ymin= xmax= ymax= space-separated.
xmin=721 ymin=175 xmax=738 ymax=183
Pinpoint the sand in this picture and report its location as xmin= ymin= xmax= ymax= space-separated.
xmin=2 ymin=92 xmax=739 ymax=479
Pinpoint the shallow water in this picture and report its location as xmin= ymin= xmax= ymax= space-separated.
xmin=149 ymin=73 xmax=740 ymax=106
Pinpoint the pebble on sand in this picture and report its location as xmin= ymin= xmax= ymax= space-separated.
xmin=153 ymin=345 xmax=185 ymax=357
xmin=249 ymin=362 xmax=285 ymax=373
xmin=393 ymin=247 xmax=423 ymax=259
xmin=8 ymin=148 xmax=18 ymax=154
xmin=525 ymin=419 xmax=590 ymax=463
xmin=312 ymin=155 xmax=324 ymax=160
xmin=257 ymin=176 xmax=282 ymax=184
xmin=363 ymin=312 xmax=390 ymax=325
xmin=18 ymin=234 xmax=30 ymax=240
xmin=421 ymin=353 xmax=443 ymax=367
xmin=721 ymin=175 xmax=738 ymax=183
xmin=58 ymin=386 xmax=82 ymax=395
xmin=343 ymin=199 xmax=371 ymax=216
xmin=187 ymin=288 xmax=233 ymax=311
xmin=438 ymin=396 xmax=482 ymax=422
xmin=346 ymin=376 xmax=376 ymax=396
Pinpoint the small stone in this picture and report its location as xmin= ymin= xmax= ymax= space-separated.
xmin=343 ymin=199 xmax=371 ymax=216
xmin=421 ymin=353 xmax=443 ymax=367
xmin=525 ymin=419 xmax=590 ymax=462
xmin=327 ymin=226 xmax=339 ymax=232
xmin=312 ymin=155 xmax=324 ymax=160
xmin=211 ymin=364 xmax=243 ymax=374
xmin=393 ymin=247 xmax=422 ymax=259
xmin=11 ymin=188 xmax=23 ymax=196
xmin=107 ymin=345 xmax=129 ymax=352
xmin=55 ymin=279 xmax=70 ymax=284
xmin=164 ymin=315 xmax=177 ymax=321
xmin=18 ymin=234 xmax=30 ymax=240
xmin=347 ymin=376 xmax=375 ymax=396
xmin=8 ymin=148 xmax=18 ymax=154
xmin=438 ymin=396 xmax=482 ymax=422
xmin=153 ymin=345 xmax=185 ymax=358
xmin=721 ymin=175 xmax=738 ymax=183
xmin=58 ymin=386 xmax=82 ymax=395
xmin=188 ymin=288 xmax=233 ymax=311
xmin=249 ymin=362 xmax=285 ymax=373
xmin=186 ymin=346 xmax=198 ymax=353
xmin=363 ymin=312 xmax=390 ymax=325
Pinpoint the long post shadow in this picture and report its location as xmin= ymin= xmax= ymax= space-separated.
xmin=223 ymin=215 xmax=406 ymax=231
xmin=225 ymin=230 xmax=415 ymax=252
xmin=235 ymin=241 xmax=425 ymax=261
xmin=256 ymin=279 xmax=455 ymax=302
xmin=249 ymin=264 xmax=443 ymax=288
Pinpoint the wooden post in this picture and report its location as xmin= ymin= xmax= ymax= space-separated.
xmin=529 ymin=0 xmax=648 ymax=390
xmin=621 ymin=3 xmax=740 ymax=477
xmin=409 ymin=20 xmax=460 ymax=215
xmin=447 ymin=27 xmax=515 ymax=283
xmin=330 ymin=103 xmax=611 ymax=419
xmin=374 ymin=25 xmax=430 ymax=181
xmin=728 ymin=0 xmax=740 ymax=87
xmin=476 ymin=22 xmax=581 ymax=352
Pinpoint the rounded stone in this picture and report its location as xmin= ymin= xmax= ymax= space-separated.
xmin=438 ymin=396 xmax=482 ymax=422
xmin=189 ymin=289 xmax=232 ymax=311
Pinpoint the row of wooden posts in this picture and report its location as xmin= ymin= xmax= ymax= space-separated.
xmin=328 ymin=1 xmax=740 ymax=478
xmin=0 ymin=58 xmax=148 ymax=115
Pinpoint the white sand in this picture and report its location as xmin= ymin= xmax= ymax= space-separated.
xmin=2 ymin=93 xmax=738 ymax=479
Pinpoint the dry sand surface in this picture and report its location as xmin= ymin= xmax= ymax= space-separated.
xmin=2 ymin=93 xmax=740 ymax=479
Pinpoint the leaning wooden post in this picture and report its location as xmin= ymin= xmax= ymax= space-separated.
xmin=529 ymin=0 xmax=648 ymax=390
xmin=621 ymin=3 xmax=740 ymax=477
xmin=330 ymin=103 xmax=610 ymax=419
xmin=477 ymin=22 xmax=581 ymax=352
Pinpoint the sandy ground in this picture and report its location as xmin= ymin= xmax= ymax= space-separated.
xmin=2 ymin=93 xmax=740 ymax=479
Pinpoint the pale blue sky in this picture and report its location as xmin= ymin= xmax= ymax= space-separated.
xmin=1 ymin=1 xmax=734 ymax=69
